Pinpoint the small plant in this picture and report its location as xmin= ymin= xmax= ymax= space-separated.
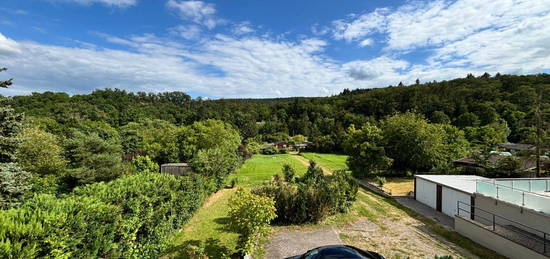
xmin=228 ymin=189 xmax=276 ymax=256
xmin=229 ymin=177 xmax=238 ymax=188
xmin=260 ymin=146 xmax=278 ymax=155
xmin=272 ymin=173 xmax=282 ymax=184
xmin=375 ymin=176 xmax=387 ymax=187
xmin=186 ymin=243 xmax=208 ymax=259
xmin=282 ymin=164 xmax=296 ymax=183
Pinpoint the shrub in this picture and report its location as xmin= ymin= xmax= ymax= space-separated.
xmin=17 ymin=127 xmax=67 ymax=175
xmin=132 ymin=155 xmax=159 ymax=173
xmin=282 ymin=164 xmax=296 ymax=183
xmin=0 ymin=172 xmax=211 ymax=259
xmin=253 ymin=166 xmax=357 ymax=224
xmin=260 ymin=146 xmax=278 ymax=155
xmin=63 ymin=131 xmax=123 ymax=186
xmin=375 ymin=176 xmax=386 ymax=187
xmin=0 ymin=194 xmax=120 ymax=258
xmin=228 ymin=189 xmax=276 ymax=255
xmin=73 ymin=173 xmax=210 ymax=257
xmin=0 ymin=163 xmax=31 ymax=209
xmin=191 ymin=148 xmax=242 ymax=190
xmin=229 ymin=177 xmax=238 ymax=188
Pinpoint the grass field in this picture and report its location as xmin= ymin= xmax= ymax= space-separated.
xmin=235 ymin=154 xmax=308 ymax=186
xmin=165 ymin=189 xmax=238 ymax=258
xmin=167 ymin=152 xmax=497 ymax=259
xmin=299 ymin=152 xmax=348 ymax=171
xmin=166 ymin=154 xmax=308 ymax=258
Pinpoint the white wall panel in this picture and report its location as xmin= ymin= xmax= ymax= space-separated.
xmin=442 ymin=187 xmax=471 ymax=217
xmin=416 ymin=178 xmax=436 ymax=209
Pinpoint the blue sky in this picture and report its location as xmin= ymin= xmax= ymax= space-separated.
xmin=0 ymin=0 xmax=549 ymax=98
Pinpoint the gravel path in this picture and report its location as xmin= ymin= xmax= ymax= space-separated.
xmin=264 ymin=227 xmax=342 ymax=258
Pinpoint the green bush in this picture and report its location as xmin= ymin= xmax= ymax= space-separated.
xmin=0 ymin=194 xmax=120 ymax=258
xmin=228 ymin=189 xmax=276 ymax=255
xmin=282 ymin=164 xmax=296 ymax=183
xmin=278 ymin=148 xmax=289 ymax=154
xmin=191 ymin=148 xmax=242 ymax=190
xmin=0 ymin=173 xmax=211 ymax=258
xmin=0 ymin=163 xmax=31 ymax=209
xmin=375 ymin=176 xmax=386 ymax=187
xmin=131 ymin=155 xmax=159 ymax=173
xmin=73 ymin=173 xmax=209 ymax=257
xmin=253 ymin=165 xmax=357 ymax=224
xmin=260 ymin=146 xmax=278 ymax=155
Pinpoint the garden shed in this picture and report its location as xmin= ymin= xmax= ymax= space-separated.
xmin=414 ymin=175 xmax=488 ymax=218
xmin=160 ymin=163 xmax=191 ymax=176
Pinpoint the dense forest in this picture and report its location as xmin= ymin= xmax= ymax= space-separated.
xmin=0 ymin=72 xmax=549 ymax=257
xmin=8 ymin=73 xmax=550 ymax=151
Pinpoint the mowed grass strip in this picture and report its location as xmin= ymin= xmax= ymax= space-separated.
xmin=166 ymin=154 xmax=308 ymax=257
xmin=300 ymin=152 xmax=348 ymax=171
xmin=235 ymin=154 xmax=308 ymax=186
xmin=165 ymin=189 xmax=238 ymax=258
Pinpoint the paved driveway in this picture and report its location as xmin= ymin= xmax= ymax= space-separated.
xmin=264 ymin=227 xmax=342 ymax=258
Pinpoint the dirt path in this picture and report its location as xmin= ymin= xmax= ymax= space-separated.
xmin=336 ymin=190 xmax=478 ymax=258
xmin=264 ymin=227 xmax=342 ymax=258
xmin=291 ymin=154 xmax=331 ymax=174
xmin=263 ymin=189 xmax=481 ymax=259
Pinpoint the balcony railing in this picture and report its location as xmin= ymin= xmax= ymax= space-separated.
xmin=476 ymin=179 xmax=550 ymax=214
xmin=457 ymin=201 xmax=550 ymax=255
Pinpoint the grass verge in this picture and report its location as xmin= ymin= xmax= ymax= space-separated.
xmin=299 ymin=152 xmax=349 ymax=171
xmin=235 ymin=154 xmax=308 ymax=186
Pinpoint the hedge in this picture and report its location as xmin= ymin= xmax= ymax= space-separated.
xmin=0 ymin=172 xmax=211 ymax=258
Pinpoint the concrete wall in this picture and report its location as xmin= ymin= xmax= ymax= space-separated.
xmin=475 ymin=194 xmax=550 ymax=238
xmin=416 ymin=178 xmax=436 ymax=209
xmin=442 ymin=187 xmax=471 ymax=218
xmin=455 ymin=216 xmax=547 ymax=259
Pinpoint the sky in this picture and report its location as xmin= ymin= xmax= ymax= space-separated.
xmin=0 ymin=0 xmax=549 ymax=98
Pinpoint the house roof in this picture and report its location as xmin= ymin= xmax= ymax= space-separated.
xmin=161 ymin=163 xmax=189 ymax=167
xmin=498 ymin=142 xmax=535 ymax=151
xmin=416 ymin=175 xmax=489 ymax=194
xmin=453 ymin=155 xmax=549 ymax=172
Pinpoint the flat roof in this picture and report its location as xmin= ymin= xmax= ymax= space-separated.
xmin=415 ymin=175 xmax=489 ymax=194
xmin=161 ymin=163 xmax=189 ymax=166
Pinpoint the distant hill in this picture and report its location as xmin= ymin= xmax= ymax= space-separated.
xmin=6 ymin=73 xmax=550 ymax=149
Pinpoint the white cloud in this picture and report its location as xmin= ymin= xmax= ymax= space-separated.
xmin=232 ymin=22 xmax=254 ymax=35
xmin=2 ymin=0 xmax=549 ymax=98
xmin=166 ymin=0 xmax=223 ymax=29
xmin=45 ymin=0 xmax=137 ymax=7
xmin=343 ymin=57 xmax=409 ymax=81
xmin=331 ymin=0 xmax=550 ymax=78
xmin=0 ymin=32 xmax=357 ymax=98
xmin=332 ymin=9 xmax=387 ymax=42
xmin=0 ymin=33 xmax=21 ymax=55
xmin=170 ymin=24 xmax=202 ymax=40
xmin=358 ymin=38 xmax=373 ymax=47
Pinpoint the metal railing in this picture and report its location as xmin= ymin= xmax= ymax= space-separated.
xmin=457 ymin=201 xmax=550 ymax=254
xmin=493 ymin=178 xmax=550 ymax=192
xmin=476 ymin=179 xmax=550 ymax=214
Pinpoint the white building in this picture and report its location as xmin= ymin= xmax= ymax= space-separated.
xmin=414 ymin=175 xmax=488 ymax=218
xmin=415 ymin=175 xmax=550 ymax=258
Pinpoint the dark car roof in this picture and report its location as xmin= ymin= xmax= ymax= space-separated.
xmin=306 ymin=245 xmax=384 ymax=259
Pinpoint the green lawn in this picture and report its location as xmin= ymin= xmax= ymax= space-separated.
xmin=164 ymin=189 xmax=238 ymax=258
xmin=235 ymin=154 xmax=308 ymax=186
xmin=300 ymin=152 xmax=348 ymax=171
xmin=166 ymin=154 xmax=308 ymax=258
